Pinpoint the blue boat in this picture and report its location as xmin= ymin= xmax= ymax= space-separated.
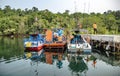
xmin=24 ymin=34 xmax=45 ymax=52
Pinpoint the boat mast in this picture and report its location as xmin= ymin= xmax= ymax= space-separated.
xmin=74 ymin=0 xmax=78 ymax=29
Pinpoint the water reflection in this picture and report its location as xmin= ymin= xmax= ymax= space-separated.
xmin=24 ymin=49 xmax=45 ymax=76
xmin=24 ymin=50 xmax=65 ymax=69
xmin=67 ymin=53 xmax=91 ymax=76
xmin=44 ymin=51 xmax=64 ymax=69
xmin=24 ymin=49 xmax=45 ymax=61
xmin=23 ymin=50 xmax=65 ymax=76
xmin=0 ymin=37 xmax=120 ymax=76
xmin=92 ymin=52 xmax=120 ymax=67
xmin=0 ymin=37 xmax=24 ymax=63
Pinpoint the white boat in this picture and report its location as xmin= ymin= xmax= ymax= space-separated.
xmin=67 ymin=34 xmax=91 ymax=54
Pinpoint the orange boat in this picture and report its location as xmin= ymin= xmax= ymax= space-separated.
xmin=43 ymin=29 xmax=67 ymax=51
xmin=44 ymin=41 xmax=67 ymax=51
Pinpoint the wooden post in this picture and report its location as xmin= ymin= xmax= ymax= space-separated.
xmin=114 ymin=41 xmax=115 ymax=52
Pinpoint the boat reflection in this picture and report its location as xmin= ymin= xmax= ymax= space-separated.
xmin=67 ymin=52 xmax=98 ymax=76
xmin=23 ymin=49 xmax=45 ymax=76
xmin=23 ymin=49 xmax=120 ymax=76
xmin=67 ymin=53 xmax=89 ymax=76
xmin=24 ymin=49 xmax=65 ymax=69
xmin=44 ymin=51 xmax=64 ymax=69
xmin=24 ymin=49 xmax=45 ymax=61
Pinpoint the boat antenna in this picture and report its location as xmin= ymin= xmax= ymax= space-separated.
xmin=83 ymin=2 xmax=86 ymax=27
xmin=74 ymin=0 xmax=78 ymax=29
xmin=88 ymin=0 xmax=90 ymax=14
xmin=74 ymin=0 xmax=77 ymax=13
xmin=86 ymin=0 xmax=90 ymax=29
xmin=87 ymin=0 xmax=90 ymax=35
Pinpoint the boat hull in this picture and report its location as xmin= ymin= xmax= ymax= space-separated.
xmin=68 ymin=48 xmax=91 ymax=54
xmin=43 ymin=42 xmax=67 ymax=51
xmin=67 ymin=43 xmax=91 ymax=54
xmin=25 ymin=45 xmax=43 ymax=52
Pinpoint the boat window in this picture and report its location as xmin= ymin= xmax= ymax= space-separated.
xmin=70 ymin=35 xmax=84 ymax=44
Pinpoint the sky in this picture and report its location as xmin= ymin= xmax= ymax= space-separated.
xmin=0 ymin=0 xmax=120 ymax=13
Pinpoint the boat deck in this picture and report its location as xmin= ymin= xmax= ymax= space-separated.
xmin=43 ymin=41 xmax=67 ymax=51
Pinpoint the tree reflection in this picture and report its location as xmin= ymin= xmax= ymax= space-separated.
xmin=68 ymin=54 xmax=88 ymax=76
xmin=0 ymin=37 xmax=24 ymax=62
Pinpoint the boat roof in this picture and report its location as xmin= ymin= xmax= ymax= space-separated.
xmin=71 ymin=29 xmax=88 ymax=33
xmin=30 ymin=34 xmax=45 ymax=36
xmin=30 ymin=34 xmax=39 ymax=36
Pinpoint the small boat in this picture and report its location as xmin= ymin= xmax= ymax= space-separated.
xmin=24 ymin=34 xmax=45 ymax=52
xmin=67 ymin=34 xmax=91 ymax=54
xmin=43 ymin=29 xmax=67 ymax=51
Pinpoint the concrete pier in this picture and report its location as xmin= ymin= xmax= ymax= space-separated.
xmin=82 ymin=34 xmax=120 ymax=43
xmin=90 ymin=35 xmax=120 ymax=43
xmin=82 ymin=34 xmax=120 ymax=56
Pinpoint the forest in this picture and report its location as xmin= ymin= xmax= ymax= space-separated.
xmin=0 ymin=5 xmax=120 ymax=36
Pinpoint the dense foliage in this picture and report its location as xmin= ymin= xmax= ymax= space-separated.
xmin=0 ymin=5 xmax=120 ymax=35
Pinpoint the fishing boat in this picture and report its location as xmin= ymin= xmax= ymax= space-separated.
xmin=67 ymin=29 xmax=91 ymax=53
xmin=43 ymin=29 xmax=67 ymax=51
xmin=24 ymin=34 xmax=45 ymax=52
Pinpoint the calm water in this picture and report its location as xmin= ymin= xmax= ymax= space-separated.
xmin=0 ymin=37 xmax=120 ymax=76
